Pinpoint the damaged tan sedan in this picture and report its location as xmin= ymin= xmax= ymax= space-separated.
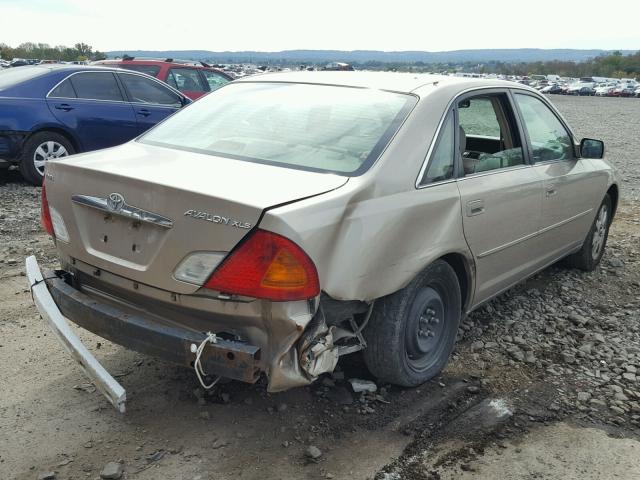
xmin=27 ymin=72 xmax=619 ymax=412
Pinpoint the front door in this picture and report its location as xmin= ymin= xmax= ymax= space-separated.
xmin=117 ymin=72 xmax=183 ymax=135
xmin=46 ymin=71 xmax=138 ymax=151
xmin=455 ymin=91 xmax=543 ymax=305
xmin=513 ymin=92 xmax=600 ymax=262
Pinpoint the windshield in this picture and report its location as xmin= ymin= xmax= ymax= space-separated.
xmin=0 ymin=66 xmax=49 ymax=90
xmin=140 ymin=82 xmax=416 ymax=175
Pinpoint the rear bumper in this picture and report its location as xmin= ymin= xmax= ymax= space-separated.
xmin=26 ymin=256 xmax=262 ymax=411
xmin=26 ymin=255 xmax=126 ymax=412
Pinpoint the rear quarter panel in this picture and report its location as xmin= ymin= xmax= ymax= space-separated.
xmin=261 ymin=87 xmax=474 ymax=302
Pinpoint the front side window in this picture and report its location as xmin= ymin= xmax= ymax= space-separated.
xmin=166 ymin=68 xmax=206 ymax=93
xmin=420 ymin=111 xmax=455 ymax=185
xmin=514 ymin=93 xmax=573 ymax=162
xmin=69 ymin=72 xmax=123 ymax=101
xmin=201 ymin=70 xmax=229 ymax=91
xmin=140 ymin=82 xmax=416 ymax=175
xmin=458 ymin=94 xmax=524 ymax=175
xmin=49 ymin=78 xmax=76 ymax=98
xmin=119 ymin=73 xmax=181 ymax=107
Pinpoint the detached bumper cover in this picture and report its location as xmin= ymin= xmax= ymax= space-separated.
xmin=26 ymin=256 xmax=262 ymax=412
xmin=26 ymin=255 xmax=127 ymax=413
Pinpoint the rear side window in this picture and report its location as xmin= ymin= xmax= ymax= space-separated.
xmin=201 ymin=70 xmax=229 ymax=91
xmin=167 ymin=68 xmax=206 ymax=93
xmin=514 ymin=93 xmax=573 ymax=162
xmin=119 ymin=73 xmax=182 ymax=107
xmin=420 ymin=111 xmax=455 ymax=185
xmin=49 ymin=78 xmax=77 ymax=98
xmin=70 ymin=72 xmax=123 ymax=101
xmin=120 ymin=64 xmax=161 ymax=77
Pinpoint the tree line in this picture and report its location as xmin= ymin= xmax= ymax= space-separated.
xmin=355 ymin=50 xmax=640 ymax=78
xmin=0 ymin=42 xmax=106 ymax=62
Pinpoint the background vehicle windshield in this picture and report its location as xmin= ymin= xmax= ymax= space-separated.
xmin=140 ymin=82 xmax=416 ymax=175
xmin=0 ymin=66 xmax=48 ymax=90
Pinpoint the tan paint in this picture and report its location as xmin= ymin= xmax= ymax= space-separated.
xmin=43 ymin=72 xmax=619 ymax=389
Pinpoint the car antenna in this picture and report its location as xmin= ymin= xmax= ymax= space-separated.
xmin=200 ymin=61 xmax=211 ymax=68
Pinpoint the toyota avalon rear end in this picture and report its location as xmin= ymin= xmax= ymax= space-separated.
xmin=27 ymin=79 xmax=417 ymax=411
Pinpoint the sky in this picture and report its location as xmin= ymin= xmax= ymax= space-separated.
xmin=0 ymin=0 xmax=638 ymax=52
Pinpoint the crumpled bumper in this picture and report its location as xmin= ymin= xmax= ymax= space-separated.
xmin=25 ymin=256 xmax=264 ymax=412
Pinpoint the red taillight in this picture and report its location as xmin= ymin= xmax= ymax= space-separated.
xmin=204 ymin=229 xmax=319 ymax=301
xmin=41 ymin=181 xmax=55 ymax=237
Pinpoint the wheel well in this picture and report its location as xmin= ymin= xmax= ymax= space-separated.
xmin=26 ymin=128 xmax=79 ymax=153
xmin=440 ymin=253 xmax=472 ymax=313
xmin=607 ymin=184 xmax=619 ymax=220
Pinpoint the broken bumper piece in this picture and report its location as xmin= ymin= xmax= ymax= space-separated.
xmin=26 ymin=255 xmax=127 ymax=413
xmin=25 ymin=256 xmax=262 ymax=412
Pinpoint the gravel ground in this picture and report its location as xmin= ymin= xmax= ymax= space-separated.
xmin=0 ymin=94 xmax=639 ymax=480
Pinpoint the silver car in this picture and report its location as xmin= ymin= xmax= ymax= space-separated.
xmin=27 ymin=72 xmax=618 ymax=412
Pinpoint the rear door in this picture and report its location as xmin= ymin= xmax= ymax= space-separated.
xmin=165 ymin=67 xmax=208 ymax=99
xmin=117 ymin=72 xmax=184 ymax=134
xmin=46 ymin=72 xmax=138 ymax=151
xmin=455 ymin=90 xmax=544 ymax=305
xmin=513 ymin=91 xmax=600 ymax=261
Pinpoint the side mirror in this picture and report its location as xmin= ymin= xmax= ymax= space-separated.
xmin=180 ymin=96 xmax=191 ymax=107
xmin=580 ymin=138 xmax=604 ymax=159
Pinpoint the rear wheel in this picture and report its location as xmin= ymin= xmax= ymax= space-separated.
xmin=565 ymin=194 xmax=612 ymax=271
xmin=363 ymin=260 xmax=461 ymax=387
xmin=19 ymin=131 xmax=74 ymax=185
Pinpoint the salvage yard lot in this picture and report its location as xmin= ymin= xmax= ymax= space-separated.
xmin=1 ymin=95 xmax=639 ymax=479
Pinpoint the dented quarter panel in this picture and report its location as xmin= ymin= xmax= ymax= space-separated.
xmin=260 ymin=87 xmax=474 ymax=302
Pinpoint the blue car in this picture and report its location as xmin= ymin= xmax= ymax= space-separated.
xmin=0 ymin=65 xmax=190 ymax=184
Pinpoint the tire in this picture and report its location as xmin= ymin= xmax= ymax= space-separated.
xmin=363 ymin=260 xmax=461 ymax=387
xmin=19 ymin=131 xmax=75 ymax=185
xmin=564 ymin=194 xmax=612 ymax=271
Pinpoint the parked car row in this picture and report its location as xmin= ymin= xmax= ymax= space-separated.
xmin=0 ymin=65 xmax=193 ymax=184
xmin=537 ymin=79 xmax=640 ymax=97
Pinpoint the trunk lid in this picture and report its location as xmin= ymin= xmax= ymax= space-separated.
xmin=46 ymin=142 xmax=348 ymax=294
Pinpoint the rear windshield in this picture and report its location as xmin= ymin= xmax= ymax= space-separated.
xmin=140 ymin=82 xmax=416 ymax=175
xmin=120 ymin=64 xmax=161 ymax=77
xmin=0 ymin=66 xmax=48 ymax=90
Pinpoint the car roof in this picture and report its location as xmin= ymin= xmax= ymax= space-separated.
xmin=25 ymin=64 xmax=133 ymax=74
xmin=99 ymin=59 xmax=212 ymax=68
xmin=236 ymin=71 xmax=521 ymax=94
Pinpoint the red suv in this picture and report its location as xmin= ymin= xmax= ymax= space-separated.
xmin=94 ymin=58 xmax=232 ymax=99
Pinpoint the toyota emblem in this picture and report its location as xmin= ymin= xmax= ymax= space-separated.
xmin=107 ymin=193 xmax=125 ymax=212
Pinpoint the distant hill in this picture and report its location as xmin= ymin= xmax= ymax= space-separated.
xmin=106 ymin=48 xmax=636 ymax=64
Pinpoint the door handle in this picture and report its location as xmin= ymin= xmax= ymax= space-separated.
xmin=466 ymin=199 xmax=485 ymax=217
xmin=137 ymin=109 xmax=151 ymax=117
xmin=54 ymin=103 xmax=73 ymax=111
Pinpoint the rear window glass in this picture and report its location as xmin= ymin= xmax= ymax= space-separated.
xmin=120 ymin=64 xmax=161 ymax=77
xmin=0 ymin=66 xmax=49 ymax=90
xmin=140 ymin=82 xmax=416 ymax=175
xmin=70 ymin=72 xmax=123 ymax=101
